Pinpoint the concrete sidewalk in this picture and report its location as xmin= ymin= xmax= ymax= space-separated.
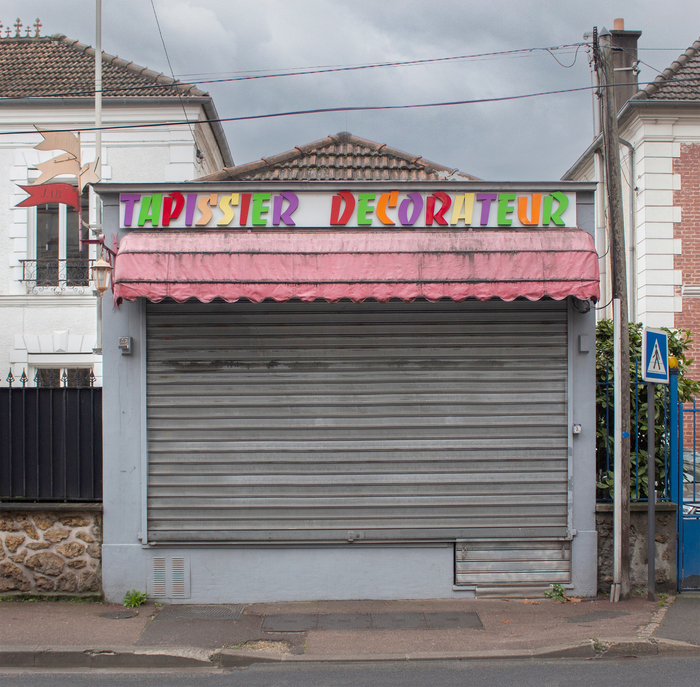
xmin=1 ymin=594 xmax=699 ymax=668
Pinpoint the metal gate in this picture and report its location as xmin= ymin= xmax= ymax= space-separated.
xmin=145 ymin=299 xmax=570 ymax=562
xmin=680 ymin=392 xmax=700 ymax=590
xmin=0 ymin=383 xmax=102 ymax=501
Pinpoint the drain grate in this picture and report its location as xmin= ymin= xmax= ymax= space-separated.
xmin=566 ymin=610 xmax=630 ymax=623
xmin=99 ymin=610 xmax=138 ymax=620
xmin=153 ymin=604 xmax=245 ymax=621
xmin=262 ymin=611 xmax=483 ymax=632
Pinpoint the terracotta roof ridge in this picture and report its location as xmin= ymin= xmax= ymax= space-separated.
xmin=195 ymin=131 xmax=481 ymax=181
xmin=305 ymin=133 xmax=347 ymax=152
xmin=0 ymin=35 xmax=53 ymax=43
xmin=196 ymin=157 xmax=274 ymax=181
xmin=325 ymin=133 xmax=476 ymax=177
xmin=635 ymin=37 xmax=700 ymax=100
xmin=55 ymin=34 xmax=208 ymax=98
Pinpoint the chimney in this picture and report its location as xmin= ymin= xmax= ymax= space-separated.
xmin=610 ymin=18 xmax=642 ymax=113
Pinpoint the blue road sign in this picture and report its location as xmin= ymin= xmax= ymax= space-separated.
xmin=642 ymin=328 xmax=669 ymax=384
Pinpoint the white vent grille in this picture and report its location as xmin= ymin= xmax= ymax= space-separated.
xmin=149 ymin=555 xmax=190 ymax=599
xmin=152 ymin=557 xmax=167 ymax=597
xmin=171 ymin=557 xmax=186 ymax=598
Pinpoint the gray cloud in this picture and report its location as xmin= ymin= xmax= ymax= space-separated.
xmin=3 ymin=1 xmax=698 ymax=179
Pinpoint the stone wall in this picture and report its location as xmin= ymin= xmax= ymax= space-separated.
xmin=0 ymin=507 xmax=102 ymax=596
xmin=596 ymin=502 xmax=677 ymax=595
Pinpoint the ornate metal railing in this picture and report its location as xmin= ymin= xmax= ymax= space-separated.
xmin=20 ymin=258 xmax=94 ymax=294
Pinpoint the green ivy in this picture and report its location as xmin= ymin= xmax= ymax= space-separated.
xmin=596 ymin=320 xmax=700 ymax=500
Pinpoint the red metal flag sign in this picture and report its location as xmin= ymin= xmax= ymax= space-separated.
xmin=15 ymin=183 xmax=80 ymax=210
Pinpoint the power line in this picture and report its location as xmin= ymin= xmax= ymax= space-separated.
xmin=173 ymin=43 xmax=588 ymax=82
xmin=176 ymin=44 xmax=585 ymax=80
xmin=0 ymin=83 xmax=607 ymax=137
xmin=149 ymin=0 xmax=199 ymax=154
xmin=0 ymin=75 xmax=697 ymax=138
xmin=0 ymin=43 xmax=591 ymax=101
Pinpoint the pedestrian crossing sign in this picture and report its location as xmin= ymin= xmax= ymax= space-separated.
xmin=642 ymin=328 xmax=669 ymax=384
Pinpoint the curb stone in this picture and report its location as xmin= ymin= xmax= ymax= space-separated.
xmin=638 ymin=595 xmax=676 ymax=639
xmin=0 ymin=646 xmax=213 ymax=669
xmin=2 ymin=638 xmax=700 ymax=669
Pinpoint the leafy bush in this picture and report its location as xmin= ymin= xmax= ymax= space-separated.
xmin=123 ymin=589 xmax=148 ymax=608
xmin=596 ymin=320 xmax=700 ymax=499
xmin=544 ymin=583 xmax=567 ymax=601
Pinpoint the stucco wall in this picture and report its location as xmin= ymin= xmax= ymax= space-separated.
xmin=98 ymin=186 xmax=598 ymax=603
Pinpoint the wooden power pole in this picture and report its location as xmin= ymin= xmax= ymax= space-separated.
xmin=598 ymin=27 xmax=631 ymax=598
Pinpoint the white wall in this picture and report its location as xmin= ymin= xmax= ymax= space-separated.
xmin=628 ymin=116 xmax=684 ymax=328
xmin=567 ymin=108 xmax=700 ymax=328
xmin=0 ymin=101 xmax=226 ymax=384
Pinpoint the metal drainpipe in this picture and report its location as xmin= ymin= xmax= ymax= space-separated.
xmin=594 ymin=147 xmax=609 ymax=315
xmin=619 ymin=138 xmax=636 ymax=322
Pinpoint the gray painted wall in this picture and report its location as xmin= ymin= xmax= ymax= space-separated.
xmin=568 ymin=298 xmax=598 ymax=597
xmin=99 ymin=186 xmax=598 ymax=603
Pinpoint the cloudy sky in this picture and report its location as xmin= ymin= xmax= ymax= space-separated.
xmin=4 ymin=1 xmax=699 ymax=179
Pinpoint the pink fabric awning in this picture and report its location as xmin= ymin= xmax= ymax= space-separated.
xmin=112 ymin=230 xmax=600 ymax=303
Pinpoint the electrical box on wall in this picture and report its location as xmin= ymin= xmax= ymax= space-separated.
xmin=118 ymin=336 xmax=132 ymax=355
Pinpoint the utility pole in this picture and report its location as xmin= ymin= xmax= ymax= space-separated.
xmin=598 ymin=27 xmax=631 ymax=599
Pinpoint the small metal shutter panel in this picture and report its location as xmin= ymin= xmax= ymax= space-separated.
xmin=455 ymin=541 xmax=571 ymax=591
xmin=146 ymin=299 xmax=569 ymax=544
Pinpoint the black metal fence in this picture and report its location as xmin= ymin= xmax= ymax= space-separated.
xmin=596 ymin=357 xmax=670 ymax=502
xmin=0 ymin=380 xmax=102 ymax=502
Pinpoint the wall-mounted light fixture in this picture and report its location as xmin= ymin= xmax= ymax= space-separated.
xmin=92 ymin=254 xmax=112 ymax=294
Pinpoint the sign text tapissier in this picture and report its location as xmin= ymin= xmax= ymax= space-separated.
xmin=119 ymin=190 xmax=577 ymax=230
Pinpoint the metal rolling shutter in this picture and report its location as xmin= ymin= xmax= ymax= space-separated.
xmin=145 ymin=299 xmax=569 ymax=546
xmin=455 ymin=541 xmax=571 ymax=592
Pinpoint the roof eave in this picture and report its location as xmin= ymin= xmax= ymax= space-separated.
xmin=0 ymin=95 xmax=232 ymax=167
xmin=622 ymin=99 xmax=700 ymax=114
xmin=200 ymin=98 xmax=233 ymax=168
xmin=561 ymin=134 xmax=602 ymax=181
xmin=0 ymin=95 xmax=212 ymax=107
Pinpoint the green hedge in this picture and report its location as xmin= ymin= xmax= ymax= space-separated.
xmin=596 ymin=320 xmax=700 ymax=500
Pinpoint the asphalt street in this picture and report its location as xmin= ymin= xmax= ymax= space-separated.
xmin=3 ymin=657 xmax=700 ymax=687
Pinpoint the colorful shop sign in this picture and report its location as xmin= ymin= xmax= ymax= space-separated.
xmin=120 ymin=190 xmax=576 ymax=230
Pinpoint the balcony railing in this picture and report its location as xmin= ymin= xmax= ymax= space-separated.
xmin=20 ymin=259 xmax=94 ymax=294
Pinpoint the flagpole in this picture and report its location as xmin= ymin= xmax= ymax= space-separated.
xmin=95 ymin=0 xmax=102 ymax=225
xmin=93 ymin=0 xmax=103 ymax=355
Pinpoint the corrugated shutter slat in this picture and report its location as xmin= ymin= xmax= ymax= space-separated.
xmin=146 ymin=299 xmax=569 ymax=547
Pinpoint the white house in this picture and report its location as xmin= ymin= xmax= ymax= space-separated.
xmin=564 ymin=23 xmax=700 ymax=364
xmin=0 ymin=20 xmax=231 ymax=387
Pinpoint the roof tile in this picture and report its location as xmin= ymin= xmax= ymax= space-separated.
xmin=636 ymin=38 xmax=700 ymax=101
xmin=199 ymin=131 xmax=479 ymax=182
xmin=0 ymin=34 xmax=206 ymax=99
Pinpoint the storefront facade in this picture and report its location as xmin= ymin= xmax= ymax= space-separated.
xmin=98 ymin=180 xmax=599 ymax=602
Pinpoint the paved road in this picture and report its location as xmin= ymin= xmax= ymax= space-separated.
xmin=3 ymin=657 xmax=700 ymax=687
